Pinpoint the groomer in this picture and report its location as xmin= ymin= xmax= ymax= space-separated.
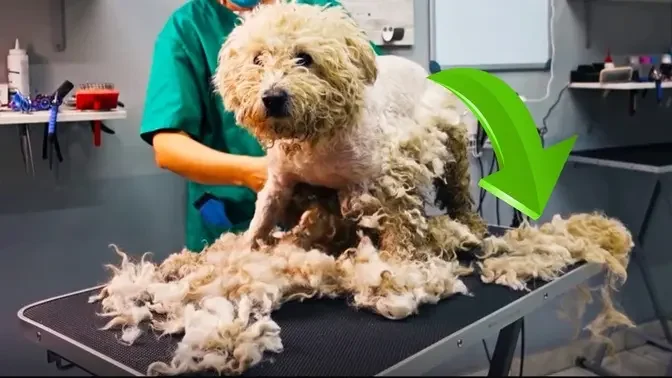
xmin=140 ymin=0 xmax=382 ymax=252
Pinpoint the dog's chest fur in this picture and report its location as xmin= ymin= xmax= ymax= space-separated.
xmin=269 ymin=130 xmax=381 ymax=189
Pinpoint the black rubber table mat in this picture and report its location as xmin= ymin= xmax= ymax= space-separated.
xmin=21 ymin=227 xmax=560 ymax=376
xmin=571 ymin=142 xmax=672 ymax=167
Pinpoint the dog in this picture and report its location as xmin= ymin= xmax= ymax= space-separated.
xmin=90 ymin=6 xmax=636 ymax=374
xmin=214 ymin=1 xmax=486 ymax=259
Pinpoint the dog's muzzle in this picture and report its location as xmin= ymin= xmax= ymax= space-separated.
xmin=262 ymin=88 xmax=290 ymax=118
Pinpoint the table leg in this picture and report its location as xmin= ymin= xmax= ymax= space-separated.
xmin=46 ymin=350 xmax=93 ymax=375
xmin=488 ymin=319 xmax=522 ymax=377
xmin=47 ymin=350 xmax=75 ymax=371
xmin=579 ymin=178 xmax=671 ymax=376
xmin=17 ymin=124 xmax=35 ymax=177
xmin=630 ymin=179 xmax=672 ymax=346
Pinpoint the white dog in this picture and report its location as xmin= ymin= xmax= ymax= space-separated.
xmin=215 ymin=2 xmax=484 ymax=258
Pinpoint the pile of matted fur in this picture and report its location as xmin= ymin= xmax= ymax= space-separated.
xmin=91 ymin=211 xmax=634 ymax=376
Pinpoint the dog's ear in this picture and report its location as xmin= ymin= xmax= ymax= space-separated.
xmin=344 ymin=35 xmax=378 ymax=85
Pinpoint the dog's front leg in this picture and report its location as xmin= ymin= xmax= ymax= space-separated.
xmin=246 ymin=174 xmax=295 ymax=247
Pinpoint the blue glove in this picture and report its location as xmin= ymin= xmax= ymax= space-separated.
xmin=194 ymin=193 xmax=233 ymax=229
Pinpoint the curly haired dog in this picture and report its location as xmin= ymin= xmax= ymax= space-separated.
xmin=215 ymin=2 xmax=486 ymax=260
xmin=89 ymin=2 xmax=636 ymax=375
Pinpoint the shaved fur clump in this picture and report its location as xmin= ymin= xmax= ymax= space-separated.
xmin=91 ymin=2 xmax=635 ymax=375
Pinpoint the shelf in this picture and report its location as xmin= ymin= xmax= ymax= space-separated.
xmin=0 ymin=107 xmax=127 ymax=125
xmin=569 ymin=142 xmax=672 ymax=174
xmin=569 ymin=81 xmax=672 ymax=90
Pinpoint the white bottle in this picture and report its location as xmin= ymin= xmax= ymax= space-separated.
xmin=7 ymin=38 xmax=30 ymax=97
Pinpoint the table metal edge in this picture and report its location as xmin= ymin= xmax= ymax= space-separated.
xmin=376 ymin=262 xmax=604 ymax=376
xmin=17 ymin=285 xmax=143 ymax=377
xmin=568 ymin=155 xmax=672 ymax=174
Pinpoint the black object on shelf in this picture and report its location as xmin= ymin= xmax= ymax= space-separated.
xmin=569 ymin=63 xmax=604 ymax=83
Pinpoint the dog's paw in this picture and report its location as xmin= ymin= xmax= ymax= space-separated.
xmin=241 ymin=231 xmax=260 ymax=250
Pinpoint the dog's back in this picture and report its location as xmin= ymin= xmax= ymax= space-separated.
xmin=369 ymin=55 xmax=465 ymax=135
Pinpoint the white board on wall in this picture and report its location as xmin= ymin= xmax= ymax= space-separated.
xmin=342 ymin=0 xmax=415 ymax=46
xmin=429 ymin=0 xmax=551 ymax=71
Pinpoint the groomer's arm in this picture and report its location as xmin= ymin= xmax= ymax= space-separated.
xmin=152 ymin=131 xmax=265 ymax=190
xmin=139 ymin=33 xmax=266 ymax=192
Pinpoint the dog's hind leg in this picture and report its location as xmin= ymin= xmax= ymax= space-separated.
xmin=431 ymin=114 xmax=487 ymax=238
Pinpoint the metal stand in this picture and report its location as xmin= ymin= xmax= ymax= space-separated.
xmin=579 ymin=179 xmax=672 ymax=376
xmin=46 ymin=350 xmax=93 ymax=375
xmin=488 ymin=319 xmax=522 ymax=377
xmin=18 ymin=124 xmax=35 ymax=177
xmin=47 ymin=350 xmax=75 ymax=371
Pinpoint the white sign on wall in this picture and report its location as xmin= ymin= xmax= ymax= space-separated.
xmin=342 ymin=0 xmax=415 ymax=47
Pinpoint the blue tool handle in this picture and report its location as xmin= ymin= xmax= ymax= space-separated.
xmin=48 ymin=105 xmax=59 ymax=135
xmin=229 ymin=0 xmax=260 ymax=7
xmin=199 ymin=198 xmax=233 ymax=229
xmin=656 ymin=80 xmax=663 ymax=102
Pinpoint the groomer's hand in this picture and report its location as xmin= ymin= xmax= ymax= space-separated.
xmin=241 ymin=155 xmax=268 ymax=193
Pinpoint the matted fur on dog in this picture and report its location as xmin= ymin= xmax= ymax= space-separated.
xmin=90 ymin=2 xmax=635 ymax=376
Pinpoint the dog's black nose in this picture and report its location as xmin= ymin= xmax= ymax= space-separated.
xmin=262 ymin=89 xmax=289 ymax=117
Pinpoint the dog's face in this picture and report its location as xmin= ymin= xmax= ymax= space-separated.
xmin=214 ymin=2 xmax=378 ymax=145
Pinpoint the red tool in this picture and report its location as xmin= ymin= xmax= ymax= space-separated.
xmin=74 ymin=83 xmax=120 ymax=147
xmin=603 ymin=48 xmax=614 ymax=69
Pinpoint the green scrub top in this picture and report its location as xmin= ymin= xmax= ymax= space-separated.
xmin=140 ymin=0 xmax=382 ymax=252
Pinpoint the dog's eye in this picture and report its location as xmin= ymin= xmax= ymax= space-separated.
xmin=295 ymin=52 xmax=313 ymax=67
xmin=253 ymin=54 xmax=263 ymax=66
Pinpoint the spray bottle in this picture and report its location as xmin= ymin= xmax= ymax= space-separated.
xmin=7 ymin=38 xmax=30 ymax=97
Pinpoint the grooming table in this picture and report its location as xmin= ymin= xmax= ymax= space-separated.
xmin=568 ymin=143 xmax=672 ymax=376
xmin=18 ymin=226 xmax=601 ymax=377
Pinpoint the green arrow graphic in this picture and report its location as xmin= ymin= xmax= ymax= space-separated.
xmin=428 ymin=68 xmax=577 ymax=220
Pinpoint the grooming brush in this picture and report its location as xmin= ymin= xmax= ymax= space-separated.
xmin=598 ymin=66 xmax=633 ymax=84
xmin=598 ymin=65 xmax=636 ymax=115
xmin=74 ymin=82 xmax=120 ymax=147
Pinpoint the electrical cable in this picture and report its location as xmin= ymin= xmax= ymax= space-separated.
xmin=477 ymin=157 xmax=485 ymax=216
xmin=494 ymin=156 xmax=500 ymax=225
xmin=539 ymin=83 xmax=570 ymax=147
xmin=478 ymin=151 xmax=497 ymax=219
xmin=476 ymin=150 xmax=500 ymax=223
xmin=522 ymin=0 xmax=559 ymax=104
